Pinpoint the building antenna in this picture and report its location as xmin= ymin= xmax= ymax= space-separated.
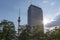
xmin=19 ymin=8 xmax=20 ymax=17
xmin=18 ymin=8 xmax=21 ymax=35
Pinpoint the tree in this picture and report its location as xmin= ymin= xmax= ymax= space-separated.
xmin=46 ymin=26 xmax=60 ymax=40
xmin=53 ymin=27 xmax=60 ymax=40
xmin=19 ymin=25 xmax=31 ymax=40
xmin=19 ymin=24 xmax=44 ymax=40
xmin=33 ymin=24 xmax=44 ymax=40
xmin=0 ymin=20 xmax=16 ymax=40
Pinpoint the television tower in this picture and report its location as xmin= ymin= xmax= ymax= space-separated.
xmin=18 ymin=9 xmax=21 ymax=35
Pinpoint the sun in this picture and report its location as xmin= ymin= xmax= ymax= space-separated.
xmin=43 ymin=18 xmax=51 ymax=26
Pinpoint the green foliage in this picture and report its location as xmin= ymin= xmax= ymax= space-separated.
xmin=33 ymin=25 xmax=44 ymax=40
xmin=0 ymin=20 xmax=16 ymax=40
xmin=19 ymin=25 xmax=30 ymax=40
xmin=1 ymin=19 xmax=60 ymax=40
xmin=45 ymin=26 xmax=60 ymax=40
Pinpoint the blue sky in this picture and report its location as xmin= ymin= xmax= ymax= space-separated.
xmin=0 ymin=0 xmax=60 ymax=31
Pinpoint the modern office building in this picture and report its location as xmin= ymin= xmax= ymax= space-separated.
xmin=28 ymin=5 xmax=44 ymax=31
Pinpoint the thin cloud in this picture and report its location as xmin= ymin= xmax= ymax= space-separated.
xmin=50 ymin=2 xmax=55 ymax=6
xmin=42 ymin=0 xmax=56 ymax=6
xmin=45 ymin=8 xmax=60 ymax=27
xmin=42 ymin=0 xmax=49 ymax=3
xmin=55 ymin=8 xmax=60 ymax=16
xmin=45 ymin=14 xmax=60 ymax=27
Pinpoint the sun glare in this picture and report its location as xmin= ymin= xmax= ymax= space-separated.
xmin=43 ymin=18 xmax=51 ymax=26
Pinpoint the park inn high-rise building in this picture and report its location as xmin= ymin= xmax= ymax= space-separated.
xmin=28 ymin=5 xmax=44 ymax=31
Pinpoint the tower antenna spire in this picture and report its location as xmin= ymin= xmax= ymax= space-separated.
xmin=19 ymin=8 xmax=20 ymax=17
xmin=18 ymin=8 xmax=21 ymax=35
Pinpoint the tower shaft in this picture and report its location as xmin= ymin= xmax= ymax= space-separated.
xmin=18 ymin=9 xmax=21 ymax=35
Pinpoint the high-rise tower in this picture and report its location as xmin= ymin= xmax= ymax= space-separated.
xmin=18 ymin=9 xmax=21 ymax=35
xmin=28 ymin=5 xmax=44 ymax=31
